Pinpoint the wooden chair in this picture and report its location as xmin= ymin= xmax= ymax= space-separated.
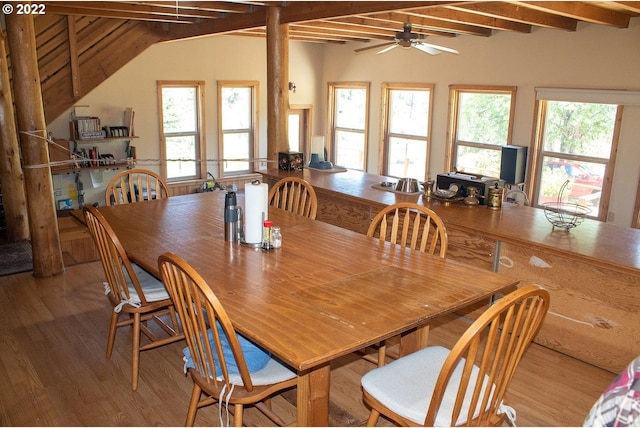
xmin=365 ymin=202 xmax=449 ymax=366
xmin=158 ymin=252 xmax=297 ymax=427
xmin=367 ymin=202 xmax=448 ymax=258
xmin=268 ymin=177 xmax=318 ymax=219
xmin=105 ymin=168 xmax=170 ymax=206
xmin=83 ymin=205 xmax=184 ymax=391
xmin=362 ymin=284 xmax=550 ymax=427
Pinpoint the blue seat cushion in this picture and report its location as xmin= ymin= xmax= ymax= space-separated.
xmin=183 ymin=321 xmax=270 ymax=377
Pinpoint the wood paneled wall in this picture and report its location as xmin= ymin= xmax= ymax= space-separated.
xmin=22 ymin=14 xmax=163 ymax=122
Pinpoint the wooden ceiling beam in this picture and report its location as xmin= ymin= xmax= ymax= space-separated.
xmin=613 ymin=2 xmax=640 ymax=14
xmin=43 ymin=1 xmax=226 ymax=19
xmin=447 ymin=2 xmax=578 ymax=31
xmin=324 ymin=15 xmax=454 ymax=37
xmin=145 ymin=2 xmax=448 ymax=41
xmin=43 ymin=4 xmax=200 ymax=23
xmin=133 ymin=1 xmax=259 ymax=14
xmin=514 ymin=1 xmax=631 ymax=27
xmin=148 ymin=6 xmax=268 ymax=39
xmin=288 ymin=29 xmax=367 ymax=42
xmin=408 ymin=6 xmax=532 ymax=33
xmin=293 ymin=21 xmax=396 ymax=38
xmin=368 ymin=11 xmax=492 ymax=36
xmin=239 ymin=28 xmax=351 ymax=43
xmin=279 ymin=1 xmax=463 ymax=23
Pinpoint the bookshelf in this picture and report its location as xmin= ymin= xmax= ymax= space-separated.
xmin=45 ymin=120 xmax=139 ymax=174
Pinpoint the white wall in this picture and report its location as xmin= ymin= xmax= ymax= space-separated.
xmin=48 ymin=36 xmax=324 ymax=207
xmin=49 ymin=20 xmax=640 ymax=226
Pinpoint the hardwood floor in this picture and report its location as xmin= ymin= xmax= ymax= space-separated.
xmin=0 ymin=261 xmax=615 ymax=426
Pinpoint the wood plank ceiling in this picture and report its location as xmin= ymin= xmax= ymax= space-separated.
xmin=11 ymin=1 xmax=640 ymax=122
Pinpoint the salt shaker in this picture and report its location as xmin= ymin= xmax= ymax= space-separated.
xmin=272 ymin=226 xmax=282 ymax=249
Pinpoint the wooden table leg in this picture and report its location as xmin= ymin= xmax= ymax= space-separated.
xmin=297 ymin=363 xmax=330 ymax=426
xmin=399 ymin=324 xmax=430 ymax=357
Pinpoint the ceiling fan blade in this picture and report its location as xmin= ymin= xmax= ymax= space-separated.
xmin=377 ymin=44 xmax=399 ymax=54
xmin=354 ymin=42 xmax=395 ymax=54
xmin=416 ymin=41 xmax=459 ymax=55
xmin=413 ymin=44 xmax=442 ymax=55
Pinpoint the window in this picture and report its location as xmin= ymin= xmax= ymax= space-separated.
xmin=158 ymin=81 xmax=205 ymax=181
xmin=288 ymin=112 xmax=301 ymax=152
xmin=381 ymin=84 xmax=433 ymax=180
xmin=288 ymin=106 xmax=312 ymax=162
xmin=328 ymin=82 xmax=369 ymax=170
xmin=218 ymin=81 xmax=258 ymax=176
xmin=531 ymin=98 xmax=622 ymax=220
xmin=446 ymin=85 xmax=516 ymax=177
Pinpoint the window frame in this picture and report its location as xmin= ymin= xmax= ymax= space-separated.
xmin=445 ymin=84 xmax=517 ymax=175
xmin=157 ymin=80 xmax=206 ymax=182
xmin=528 ymin=99 xmax=623 ymax=221
xmin=217 ymin=80 xmax=259 ymax=177
xmin=327 ymin=82 xmax=370 ymax=171
xmin=379 ymin=83 xmax=434 ymax=179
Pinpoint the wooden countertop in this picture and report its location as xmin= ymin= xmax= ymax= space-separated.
xmin=260 ymin=168 xmax=640 ymax=274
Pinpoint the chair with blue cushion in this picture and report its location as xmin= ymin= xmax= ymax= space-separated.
xmin=158 ymin=252 xmax=297 ymax=427
xmin=361 ymin=284 xmax=550 ymax=427
xmin=83 ymin=205 xmax=184 ymax=391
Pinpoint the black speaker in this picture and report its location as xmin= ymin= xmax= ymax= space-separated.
xmin=500 ymin=145 xmax=527 ymax=184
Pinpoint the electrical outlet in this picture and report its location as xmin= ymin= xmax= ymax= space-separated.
xmin=607 ymin=211 xmax=615 ymax=222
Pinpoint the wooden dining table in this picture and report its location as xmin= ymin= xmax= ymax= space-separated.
xmin=94 ymin=191 xmax=519 ymax=426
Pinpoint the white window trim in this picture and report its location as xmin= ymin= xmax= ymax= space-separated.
xmin=536 ymin=87 xmax=640 ymax=105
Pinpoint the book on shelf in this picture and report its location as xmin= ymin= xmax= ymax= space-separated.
xmin=123 ymin=107 xmax=134 ymax=137
xmin=73 ymin=117 xmax=103 ymax=140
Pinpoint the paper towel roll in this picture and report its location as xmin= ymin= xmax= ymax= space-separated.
xmin=244 ymin=182 xmax=269 ymax=244
xmin=311 ymin=136 xmax=325 ymax=161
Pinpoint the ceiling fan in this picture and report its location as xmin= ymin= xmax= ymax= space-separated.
xmin=354 ymin=23 xmax=459 ymax=56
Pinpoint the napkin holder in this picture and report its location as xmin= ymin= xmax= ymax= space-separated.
xmin=278 ymin=151 xmax=304 ymax=171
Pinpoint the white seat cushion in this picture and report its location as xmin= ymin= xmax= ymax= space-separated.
xmin=361 ymin=345 xmax=495 ymax=426
xmin=225 ymin=358 xmax=296 ymax=386
xmin=127 ymin=263 xmax=170 ymax=303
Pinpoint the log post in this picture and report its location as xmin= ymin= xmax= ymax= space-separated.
xmin=266 ymin=6 xmax=289 ymax=165
xmin=0 ymin=31 xmax=30 ymax=242
xmin=5 ymin=10 xmax=64 ymax=277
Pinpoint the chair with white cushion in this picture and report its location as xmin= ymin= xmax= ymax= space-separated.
xmin=83 ymin=205 xmax=184 ymax=391
xmin=158 ymin=252 xmax=298 ymax=427
xmin=361 ymin=284 xmax=550 ymax=426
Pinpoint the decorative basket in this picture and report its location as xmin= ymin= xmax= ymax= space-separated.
xmin=542 ymin=180 xmax=591 ymax=231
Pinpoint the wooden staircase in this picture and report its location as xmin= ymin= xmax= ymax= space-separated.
xmin=30 ymin=14 xmax=164 ymax=123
